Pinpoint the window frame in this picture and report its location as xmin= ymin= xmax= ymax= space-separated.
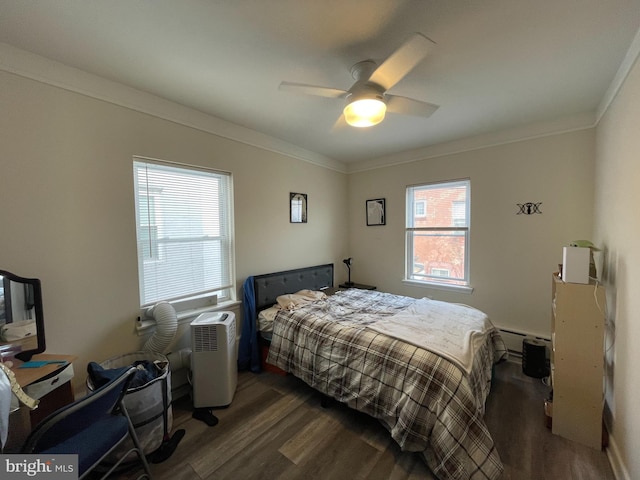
xmin=403 ymin=178 xmax=473 ymax=293
xmin=133 ymin=157 xmax=236 ymax=312
xmin=414 ymin=199 xmax=427 ymax=218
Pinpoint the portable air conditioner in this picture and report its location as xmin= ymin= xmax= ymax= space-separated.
xmin=190 ymin=311 xmax=237 ymax=408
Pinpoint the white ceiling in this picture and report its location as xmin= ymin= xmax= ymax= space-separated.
xmin=1 ymin=1 xmax=639 ymax=166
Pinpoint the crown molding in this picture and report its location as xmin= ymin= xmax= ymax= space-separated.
xmin=0 ymin=42 xmax=347 ymax=174
xmin=597 ymin=26 xmax=640 ymax=122
xmin=348 ymin=24 xmax=640 ymax=174
xmin=346 ymin=112 xmax=597 ymax=173
xmin=4 ymin=32 xmax=638 ymax=177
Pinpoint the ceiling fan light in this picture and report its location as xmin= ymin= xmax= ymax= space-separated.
xmin=343 ymin=98 xmax=387 ymax=127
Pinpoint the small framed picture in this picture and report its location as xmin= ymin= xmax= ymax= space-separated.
xmin=366 ymin=198 xmax=385 ymax=226
xmin=290 ymin=192 xmax=307 ymax=223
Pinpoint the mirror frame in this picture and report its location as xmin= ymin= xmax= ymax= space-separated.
xmin=0 ymin=269 xmax=46 ymax=362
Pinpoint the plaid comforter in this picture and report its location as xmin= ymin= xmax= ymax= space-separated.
xmin=267 ymin=289 xmax=507 ymax=480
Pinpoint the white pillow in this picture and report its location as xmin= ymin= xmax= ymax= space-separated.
xmin=276 ymin=289 xmax=326 ymax=310
xmin=258 ymin=306 xmax=280 ymax=333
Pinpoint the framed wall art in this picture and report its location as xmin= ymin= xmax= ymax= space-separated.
xmin=366 ymin=198 xmax=385 ymax=226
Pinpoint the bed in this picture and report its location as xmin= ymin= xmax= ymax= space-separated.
xmin=248 ymin=264 xmax=507 ymax=480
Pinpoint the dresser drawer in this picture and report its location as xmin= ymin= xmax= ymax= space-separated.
xmin=24 ymin=363 xmax=74 ymax=399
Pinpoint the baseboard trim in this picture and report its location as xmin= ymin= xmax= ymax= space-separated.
xmin=505 ymin=353 xmax=522 ymax=364
xmin=498 ymin=328 xmax=550 ymax=358
xmin=607 ymin=433 xmax=631 ymax=480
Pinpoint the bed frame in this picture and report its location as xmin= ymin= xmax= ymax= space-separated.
xmin=253 ymin=263 xmax=334 ymax=312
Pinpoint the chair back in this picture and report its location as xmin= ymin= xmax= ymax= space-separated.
xmin=22 ymin=366 xmax=136 ymax=454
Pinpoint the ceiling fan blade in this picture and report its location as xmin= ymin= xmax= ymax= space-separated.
xmin=330 ymin=114 xmax=348 ymax=132
xmin=279 ymin=81 xmax=349 ymax=99
xmin=368 ymin=33 xmax=435 ymax=91
xmin=386 ymin=94 xmax=439 ymax=118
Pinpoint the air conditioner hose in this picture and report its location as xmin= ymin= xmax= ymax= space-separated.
xmin=143 ymin=301 xmax=177 ymax=354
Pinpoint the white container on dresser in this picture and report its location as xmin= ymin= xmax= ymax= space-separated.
xmin=551 ymin=273 xmax=605 ymax=449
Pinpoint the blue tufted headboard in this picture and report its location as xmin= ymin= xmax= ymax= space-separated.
xmin=253 ymin=263 xmax=334 ymax=312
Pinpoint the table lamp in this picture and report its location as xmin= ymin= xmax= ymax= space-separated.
xmin=343 ymin=258 xmax=354 ymax=286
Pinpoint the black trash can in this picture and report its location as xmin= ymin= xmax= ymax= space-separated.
xmin=522 ymin=338 xmax=549 ymax=378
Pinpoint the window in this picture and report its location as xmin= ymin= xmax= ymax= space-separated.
xmin=405 ymin=179 xmax=470 ymax=289
xmin=430 ymin=268 xmax=450 ymax=277
xmin=452 ymin=200 xmax=466 ymax=227
xmin=133 ymin=159 xmax=234 ymax=308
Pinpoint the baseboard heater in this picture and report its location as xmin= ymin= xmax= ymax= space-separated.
xmin=498 ymin=328 xmax=551 ymax=362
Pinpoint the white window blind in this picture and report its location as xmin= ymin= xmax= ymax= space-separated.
xmin=133 ymin=159 xmax=234 ymax=307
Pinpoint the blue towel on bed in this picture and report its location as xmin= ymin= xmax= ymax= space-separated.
xmin=238 ymin=276 xmax=261 ymax=373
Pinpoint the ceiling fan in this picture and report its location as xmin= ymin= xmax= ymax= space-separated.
xmin=279 ymin=33 xmax=439 ymax=128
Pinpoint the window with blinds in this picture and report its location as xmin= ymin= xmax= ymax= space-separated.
xmin=133 ymin=159 xmax=234 ymax=308
xmin=405 ymin=179 xmax=470 ymax=288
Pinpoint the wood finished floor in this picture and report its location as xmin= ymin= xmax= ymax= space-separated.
xmin=115 ymin=361 xmax=614 ymax=480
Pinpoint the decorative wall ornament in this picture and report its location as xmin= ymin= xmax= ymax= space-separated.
xmin=517 ymin=202 xmax=542 ymax=215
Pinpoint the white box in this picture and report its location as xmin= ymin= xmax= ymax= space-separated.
xmin=562 ymin=246 xmax=590 ymax=284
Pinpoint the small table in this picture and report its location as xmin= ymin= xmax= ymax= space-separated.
xmin=338 ymin=282 xmax=376 ymax=290
xmin=5 ymin=353 xmax=77 ymax=451
xmin=11 ymin=354 xmax=76 ymax=389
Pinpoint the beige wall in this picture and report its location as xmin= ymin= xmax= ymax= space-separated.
xmin=347 ymin=129 xmax=596 ymax=337
xmin=594 ymin=54 xmax=640 ymax=479
xmin=0 ymin=71 xmax=348 ymax=390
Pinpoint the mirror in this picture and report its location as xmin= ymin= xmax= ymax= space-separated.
xmin=0 ymin=270 xmax=45 ymax=362
xmin=290 ymin=192 xmax=307 ymax=223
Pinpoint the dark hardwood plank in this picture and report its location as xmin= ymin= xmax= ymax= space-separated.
xmin=115 ymin=360 xmax=614 ymax=480
xmin=485 ymin=361 xmax=614 ymax=480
